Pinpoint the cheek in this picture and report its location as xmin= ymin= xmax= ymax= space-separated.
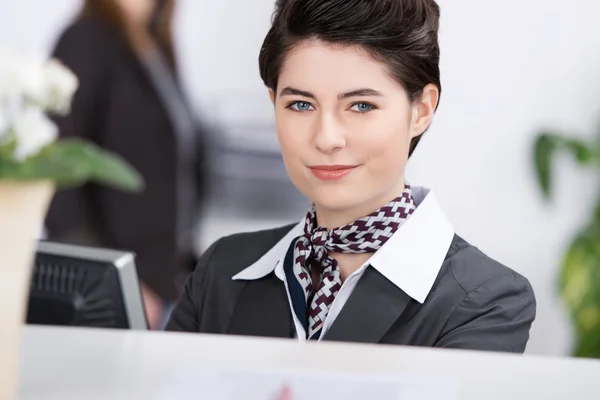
xmin=275 ymin=109 xmax=312 ymax=161
xmin=356 ymin=113 xmax=411 ymax=169
xmin=275 ymin=114 xmax=313 ymax=194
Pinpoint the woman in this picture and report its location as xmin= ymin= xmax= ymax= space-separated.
xmin=166 ymin=0 xmax=536 ymax=352
xmin=46 ymin=0 xmax=208 ymax=329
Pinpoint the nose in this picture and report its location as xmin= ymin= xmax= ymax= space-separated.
xmin=313 ymin=113 xmax=346 ymax=154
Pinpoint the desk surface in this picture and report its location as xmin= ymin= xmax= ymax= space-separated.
xmin=19 ymin=326 xmax=600 ymax=400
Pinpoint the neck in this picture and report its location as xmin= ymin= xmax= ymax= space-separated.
xmin=333 ymin=252 xmax=372 ymax=281
xmin=124 ymin=23 xmax=157 ymax=56
xmin=315 ymin=181 xmax=407 ymax=229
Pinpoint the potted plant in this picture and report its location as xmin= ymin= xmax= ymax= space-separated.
xmin=0 ymin=48 xmax=143 ymax=398
xmin=533 ymin=127 xmax=600 ymax=358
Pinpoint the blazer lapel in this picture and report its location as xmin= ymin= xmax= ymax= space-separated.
xmin=322 ymin=266 xmax=412 ymax=343
xmin=227 ymin=273 xmax=294 ymax=339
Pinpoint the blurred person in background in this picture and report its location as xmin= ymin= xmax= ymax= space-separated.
xmin=45 ymin=0 xmax=209 ymax=329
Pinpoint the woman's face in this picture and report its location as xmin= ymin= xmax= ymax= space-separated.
xmin=272 ymin=39 xmax=437 ymax=225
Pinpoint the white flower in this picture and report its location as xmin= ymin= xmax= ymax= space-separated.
xmin=0 ymin=47 xmax=79 ymax=115
xmin=12 ymin=107 xmax=58 ymax=161
xmin=42 ymin=59 xmax=79 ymax=115
xmin=0 ymin=49 xmax=30 ymax=101
xmin=0 ymin=47 xmax=75 ymax=161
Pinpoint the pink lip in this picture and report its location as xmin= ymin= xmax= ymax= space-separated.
xmin=309 ymin=165 xmax=358 ymax=181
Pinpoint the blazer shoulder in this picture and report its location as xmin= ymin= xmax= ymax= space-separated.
xmin=204 ymin=223 xmax=298 ymax=277
xmin=52 ymin=17 xmax=122 ymax=57
xmin=446 ymin=235 xmax=532 ymax=295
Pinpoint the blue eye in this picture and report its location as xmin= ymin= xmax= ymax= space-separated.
xmin=288 ymin=101 xmax=314 ymax=112
xmin=350 ymin=102 xmax=375 ymax=113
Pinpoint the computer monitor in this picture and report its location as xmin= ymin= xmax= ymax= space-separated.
xmin=26 ymin=241 xmax=147 ymax=330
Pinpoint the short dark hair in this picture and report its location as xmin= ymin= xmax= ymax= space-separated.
xmin=259 ymin=0 xmax=441 ymax=156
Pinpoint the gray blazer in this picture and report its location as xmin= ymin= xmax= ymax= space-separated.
xmin=166 ymin=224 xmax=536 ymax=353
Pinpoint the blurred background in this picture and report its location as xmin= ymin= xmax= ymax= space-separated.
xmin=2 ymin=0 xmax=599 ymax=356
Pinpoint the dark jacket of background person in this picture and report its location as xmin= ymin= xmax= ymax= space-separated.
xmin=45 ymin=15 xmax=209 ymax=302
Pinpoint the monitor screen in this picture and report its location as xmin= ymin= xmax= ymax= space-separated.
xmin=26 ymin=241 xmax=147 ymax=330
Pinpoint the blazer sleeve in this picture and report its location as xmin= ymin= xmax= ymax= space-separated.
xmin=165 ymin=239 xmax=222 ymax=332
xmin=434 ymin=272 xmax=536 ymax=353
xmin=45 ymin=21 xmax=112 ymax=241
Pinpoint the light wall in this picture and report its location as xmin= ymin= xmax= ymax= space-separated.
xmin=2 ymin=0 xmax=600 ymax=356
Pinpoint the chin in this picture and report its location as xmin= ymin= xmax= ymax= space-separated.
xmin=305 ymin=184 xmax=366 ymax=212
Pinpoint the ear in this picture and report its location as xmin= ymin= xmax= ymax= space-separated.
xmin=269 ymin=88 xmax=276 ymax=106
xmin=410 ymin=83 xmax=439 ymax=139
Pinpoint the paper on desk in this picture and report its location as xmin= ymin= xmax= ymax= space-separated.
xmin=154 ymin=366 xmax=460 ymax=400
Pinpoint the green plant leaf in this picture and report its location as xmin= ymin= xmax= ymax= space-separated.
xmin=0 ymin=138 xmax=16 ymax=159
xmin=532 ymin=132 xmax=596 ymax=198
xmin=0 ymin=145 xmax=89 ymax=186
xmin=595 ymin=117 xmax=600 ymax=156
xmin=0 ymin=138 xmax=144 ymax=192
xmin=533 ymin=134 xmax=554 ymax=197
xmin=561 ymin=222 xmax=600 ymax=358
xmin=45 ymin=139 xmax=145 ymax=191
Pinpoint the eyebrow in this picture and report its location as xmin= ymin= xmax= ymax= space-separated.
xmin=279 ymin=86 xmax=383 ymax=100
xmin=279 ymin=86 xmax=315 ymax=98
xmin=338 ymin=88 xmax=383 ymax=99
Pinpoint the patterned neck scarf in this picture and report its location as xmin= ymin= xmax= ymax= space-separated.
xmin=292 ymin=185 xmax=417 ymax=340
